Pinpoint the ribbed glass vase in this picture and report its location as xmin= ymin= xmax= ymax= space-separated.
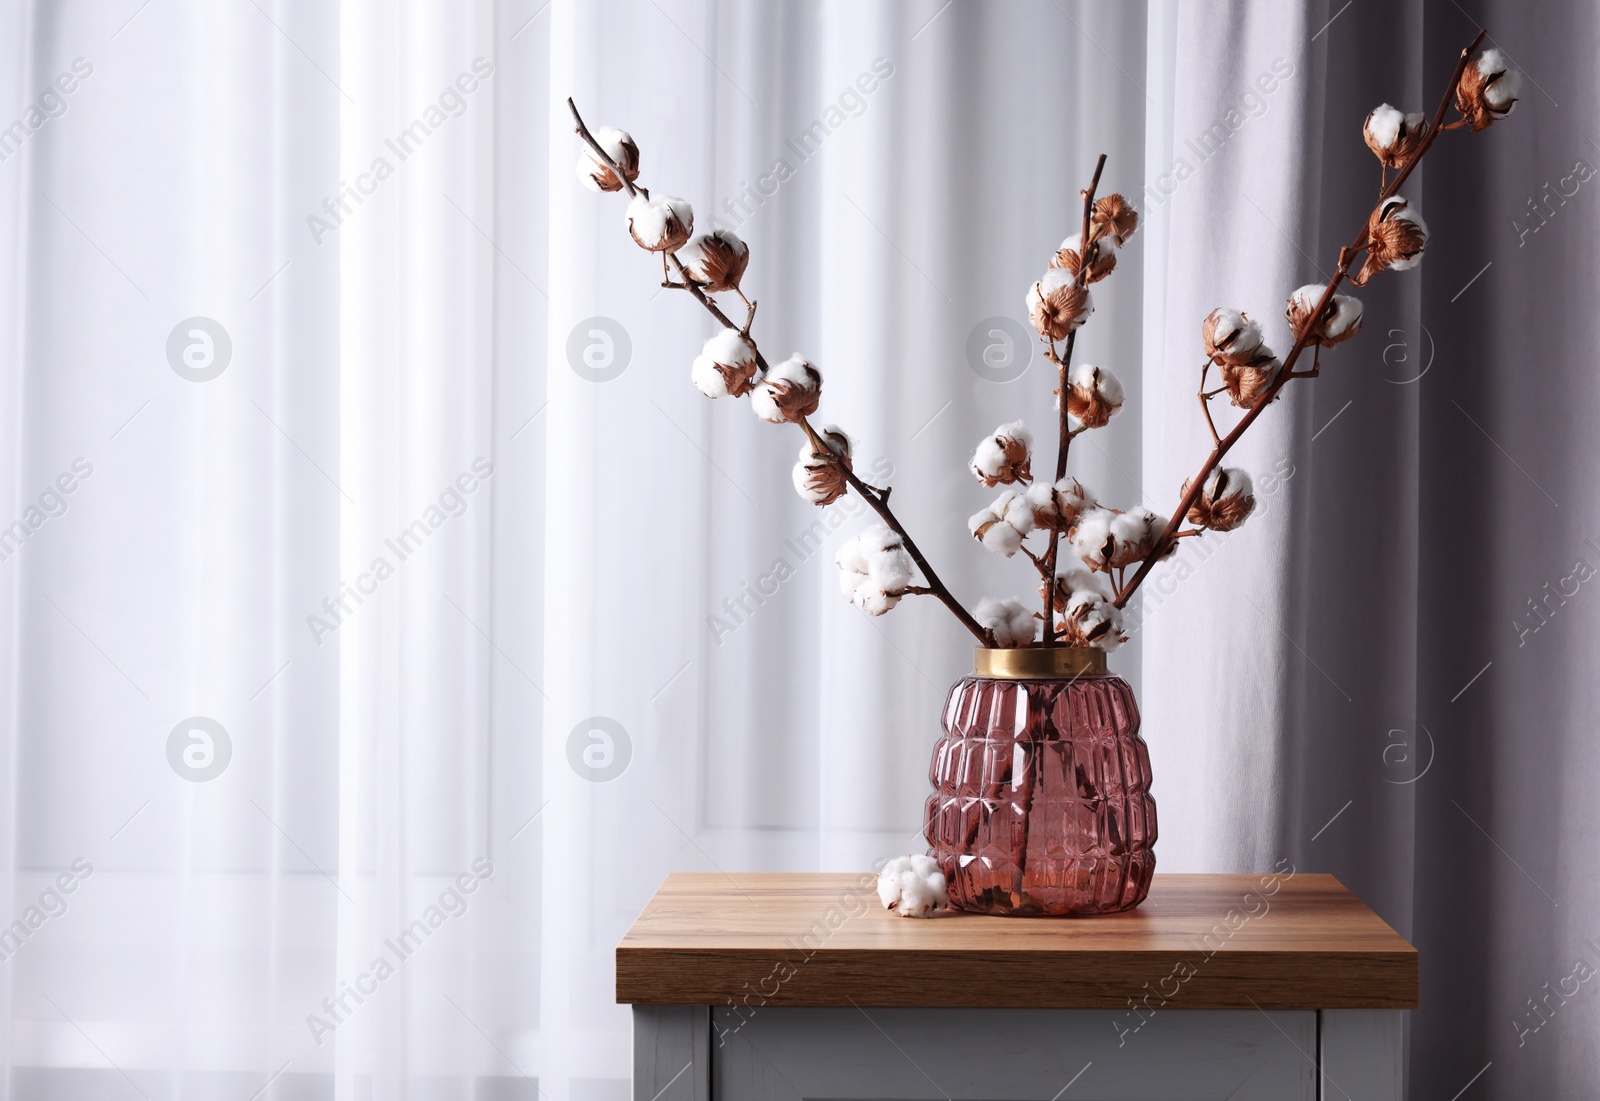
xmin=923 ymin=647 xmax=1157 ymax=916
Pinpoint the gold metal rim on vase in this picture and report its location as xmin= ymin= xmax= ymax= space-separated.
xmin=973 ymin=646 xmax=1109 ymax=679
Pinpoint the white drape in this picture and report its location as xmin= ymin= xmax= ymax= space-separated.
xmin=1 ymin=2 xmax=1593 ymax=1099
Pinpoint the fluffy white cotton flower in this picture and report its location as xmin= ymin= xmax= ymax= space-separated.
xmin=690 ymin=329 xmax=759 ymax=398
xmin=859 ymin=526 xmax=914 ymax=592
xmin=1363 ymin=104 xmax=1428 ymax=169
xmin=1024 ymin=477 xmax=1095 ymax=532
xmin=970 ymin=421 xmax=1033 ymax=487
xmin=1069 ymin=508 xmax=1117 ymax=569
xmin=1062 ymin=362 xmax=1124 ymax=428
xmin=1184 ymin=466 xmax=1256 ymax=532
xmin=1285 ymin=285 xmax=1364 ymax=347
xmin=1364 ymin=104 xmax=1407 ymax=152
xmin=877 ymin=854 xmax=947 ymax=918
xmin=678 ymin=229 xmax=750 ymax=293
xmin=751 ymin=354 xmax=822 ymax=423
xmin=1056 ymin=566 xmax=1110 ymax=600
xmin=968 ymin=490 xmax=1033 ymax=557
xmin=1355 ymin=196 xmax=1428 ymax=284
xmin=791 ymin=427 xmax=852 ymax=506
xmin=1202 ymin=308 xmax=1268 ymax=367
xmin=1070 ymin=507 xmax=1163 ymax=570
xmin=625 ymin=194 xmax=693 ymax=252
xmin=835 ymin=538 xmax=869 ymax=599
xmin=1060 ymin=588 xmax=1126 ymax=651
xmin=1457 ymin=48 xmax=1521 ymax=130
xmin=835 ymin=526 xmax=915 ymax=616
xmin=1476 ymin=49 xmax=1522 ymax=111
xmin=575 ymin=126 xmax=640 ymax=192
xmin=975 ymin=597 xmax=1037 ymax=648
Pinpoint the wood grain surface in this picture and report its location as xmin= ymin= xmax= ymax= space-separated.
xmin=616 ymin=872 xmax=1418 ymax=1009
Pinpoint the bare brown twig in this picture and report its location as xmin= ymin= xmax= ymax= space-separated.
xmin=1111 ymin=29 xmax=1488 ymax=609
xmin=568 ymin=97 xmax=994 ymax=645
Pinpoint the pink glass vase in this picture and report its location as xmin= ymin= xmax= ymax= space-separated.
xmin=924 ymin=647 xmax=1157 ymax=916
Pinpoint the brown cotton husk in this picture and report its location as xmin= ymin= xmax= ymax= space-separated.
xmin=686 ymin=232 xmax=749 ymax=292
xmin=1050 ymin=243 xmax=1116 ymax=283
xmin=1354 ymin=199 xmax=1427 ymax=285
xmin=1029 ymin=281 xmax=1092 ymax=342
xmin=1455 ymin=59 xmax=1516 ymax=131
xmin=1220 ymin=361 xmax=1279 ymax=408
xmin=1091 ymin=193 xmax=1139 ymax=245
xmin=1183 ymin=472 xmax=1256 ymax=531
xmin=1065 ymin=369 xmax=1117 ymax=428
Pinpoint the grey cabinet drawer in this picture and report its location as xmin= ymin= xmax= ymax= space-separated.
xmin=711 ymin=1006 xmax=1317 ymax=1100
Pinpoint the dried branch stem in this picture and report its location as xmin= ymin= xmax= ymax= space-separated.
xmin=1041 ymin=153 xmax=1107 ymax=644
xmin=1112 ymin=29 xmax=1487 ymax=609
xmin=569 ymin=97 xmax=993 ymax=645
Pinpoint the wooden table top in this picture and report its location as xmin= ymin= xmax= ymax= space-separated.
xmin=617 ymin=872 xmax=1418 ymax=1010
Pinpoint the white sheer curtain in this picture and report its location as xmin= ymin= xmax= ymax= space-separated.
xmin=2 ymin=2 xmax=1594 ymax=1099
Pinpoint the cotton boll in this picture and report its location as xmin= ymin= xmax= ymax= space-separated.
xmin=1092 ymin=193 xmax=1139 ymax=245
xmin=1184 ymin=466 xmax=1256 ymax=532
xmin=1026 ymin=477 xmax=1095 ymax=532
xmin=1050 ymin=232 xmax=1116 ymax=282
xmin=1285 ymin=285 xmax=1364 ymax=347
xmin=792 ymin=427 xmax=852 ymax=506
xmin=1064 ymin=363 xmax=1124 ymax=428
xmin=1001 ymin=492 xmax=1037 ymax=535
xmin=691 ymin=329 xmax=759 ymax=398
xmin=1457 ymin=48 xmax=1521 ymax=129
xmin=1362 ymin=104 xmax=1426 ymax=168
xmin=895 ymin=880 xmax=936 ymax=918
xmin=751 ymin=354 xmax=822 ymax=423
xmin=679 ymin=229 xmax=750 ymax=293
xmin=835 ymin=536 xmax=869 ymax=599
xmin=1364 ymin=104 xmax=1404 ymax=151
xmin=691 ymin=355 xmax=729 ymax=398
xmin=625 ymin=194 xmax=693 ymax=252
xmin=1354 ymin=196 xmax=1427 ymax=283
xmin=981 ymin=521 xmax=1023 ymax=557
xmin=1220 ymin=356 xmax=1281 ymax=408
xmin=1068 ymin=508 xmax=1118 ymax=570
xmin=1057 ymin=567 xmax=1109 ymax=600
xmin=1322 ymin=295 xmax=1363 ymax=341
xmin=1061 ymin=589 xmax=1126 ymax=651
xmin=1027 ymin=268 xmax=1095 ymax=341
xmin=576 ymin=126 xmax=640 ymax=192
xmin=969 ymin=491 xmax=1029 ymax=558
xmin=1204 ymin=309 xmax=1281 ymax=407
xmin=1071 ymin=507 xmax=1162 ymax=571
xmin=1201 ymin=308 xmax=1268 ymax=367
xmin=836 ymin=526 xmax=914 ymax=615
xmin=976 ymin=597 xmax=1037 ymax=648
xmin=969 ymin=421 xmax=1033 ymax=487
xmin=1478 ymin=49 xmax=1522 ymax=110
xmin=1109 ymin=507 xmax=1164 ymax=565
xmin=876 ymin=854 xmax=947 ymax=917
xmin=865 ymin=543 xmax=914 ymax=593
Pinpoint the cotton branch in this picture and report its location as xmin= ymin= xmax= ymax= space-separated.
xmin=568 ymin=97 xmax=994 ymax=646
xmin=1112 ymin=29 xmax=1488 ymax=609
xmin=1040 ymin=153 xmax=1106 ymax=645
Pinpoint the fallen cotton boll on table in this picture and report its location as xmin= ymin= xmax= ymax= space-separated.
xmin=877 ymin=855 xmax=949 ymax=918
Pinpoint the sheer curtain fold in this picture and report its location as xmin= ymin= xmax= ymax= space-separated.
xmin=0 ymin=2 xmax=1594 ymax=1099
